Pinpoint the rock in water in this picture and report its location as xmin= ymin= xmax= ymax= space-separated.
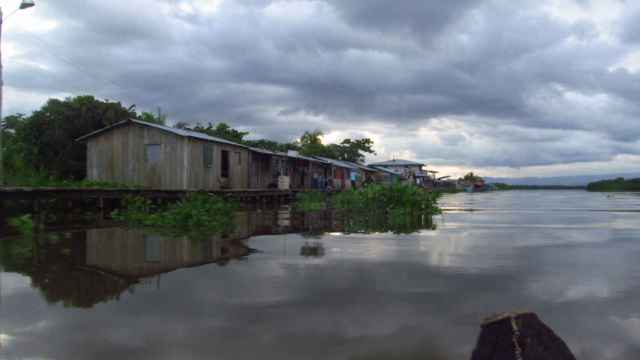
xmin=470 ymin=312 xmax=577 ymax=360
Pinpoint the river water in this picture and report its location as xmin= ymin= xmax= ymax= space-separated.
xmin=1 ymin=190 xmax=640 ymax=359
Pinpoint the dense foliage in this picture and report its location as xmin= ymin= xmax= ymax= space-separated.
xmin=8 ymin=214 xmax=35 ymax=237
xmin=2 ymin=96 xmax=136 ymax=182
xmin=586 ymin=178 xmax=640 ymax=192
xmin=460 ymin=172 xmax=484 ymax=182
xmin=333 ymin=184 xmax=441 ymax=215
xmin=295 ymin=191 xmax=328 ymax=212
xmin=112 ymin=193 xmax=238 ymax=236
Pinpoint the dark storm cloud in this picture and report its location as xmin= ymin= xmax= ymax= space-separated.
xmin=5 ymin=0 xmax=640 ymax=170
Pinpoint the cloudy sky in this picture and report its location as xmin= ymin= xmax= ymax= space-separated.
xmin=3 ymin=0 xmax=640 ymax=177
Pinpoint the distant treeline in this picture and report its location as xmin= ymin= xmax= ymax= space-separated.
xmin=586 ymin=178 xmax=640 ymax=192
xmin=493 ymin=183 xmax=585 ymax=190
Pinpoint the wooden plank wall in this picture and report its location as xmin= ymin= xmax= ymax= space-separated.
xmin=186 ymin=138 xmax=249 ymax=190
xmin=86 ymin=123 xmax=250 ymax=190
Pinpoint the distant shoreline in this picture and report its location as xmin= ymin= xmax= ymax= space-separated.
xmin=492 ymin=183 xmax=586 ymax=190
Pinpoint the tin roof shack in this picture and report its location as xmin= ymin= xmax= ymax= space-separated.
xmin=370 ymin=166 xmax=402 ymax=185
xmin=248 ymin=147 xmax=289 ymax=189
xmin=342 ymin=161 xmax=380 ymax=187
xmin=76 ymin=119 xmax=250 ymax=190
xmin=313 ymin=156 xmax=359 ymax=190
xmin=367 ymin=159 xmax=425 ymax=186
xmin=286 ymin=151 xmax=330 ymax=190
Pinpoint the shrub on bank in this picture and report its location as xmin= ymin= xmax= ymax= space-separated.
xmin=295 ymin=191 xmax=328 ymax=212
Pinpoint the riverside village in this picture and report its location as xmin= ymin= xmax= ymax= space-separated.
xmin=5 ymin=0 xmax=640 ymax=359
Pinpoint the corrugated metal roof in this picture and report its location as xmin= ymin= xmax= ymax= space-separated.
xmin=371 ymin=166 xmax=403 ymax=176
xmin=341 ymin=160 xmax=379 ymax=172
xmin=249 ymin=147 xmax=329 ymax=164
xmin=313 ymin=156 xmax=359 ymax=169
xmin=367 ymin=159 xmax=425 ymax=167
xmin=76 ymin=119 xmax=248 ymax=148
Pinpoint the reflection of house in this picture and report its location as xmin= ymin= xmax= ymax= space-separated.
xmin=85 ymin=228 xmax=251 ymax=279
xmin=78 ymin=119 xmax=250 ymax=190
xmin=367 ymin=159 xmax=425 ymax=185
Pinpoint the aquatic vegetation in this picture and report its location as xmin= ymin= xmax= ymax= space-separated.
xmin=112 ymin=193 xmax=238 ymax=235
xmin=8 ymin=214 xmax=35 ymax=237
xmin=6 ymin=175 xmax=142 ymax=189
xmin=294 ymin=191 xmax=327 ymax=212
xmin=333 ymin=184 xmax=441 ymax=215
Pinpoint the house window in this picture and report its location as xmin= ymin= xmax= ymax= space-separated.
xmin=221 ymin=150 xmax=230 ymax=178
xmin=203 ymin=143 xmax=214 ymax=168
xmin=145 ymin=144 xmax=161 ymax=164
xmin=235 ymin=151 xmax=242 ymax=165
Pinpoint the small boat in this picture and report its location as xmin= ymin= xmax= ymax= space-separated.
xmin=471 ymin=312 xmax=576 ymax=360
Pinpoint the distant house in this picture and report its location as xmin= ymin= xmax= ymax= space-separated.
xmin=367 ymin=159 xmax=425 ymax=185
xmin=370 ymin=166 xmax=402 ymax=185
xmin=77 ymin=119 xmax=250 ymax=190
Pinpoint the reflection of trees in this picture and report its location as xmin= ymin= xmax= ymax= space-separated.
xmin=1 ymin=233 xmax=134 ymax=308
xmin=336 ymin=211 xmax=436 ymax=235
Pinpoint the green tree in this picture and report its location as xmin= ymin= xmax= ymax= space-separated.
xmin=185 ymin=122 xmax=249 ymax=143
xmin=298 ymin=130 xmax=334 ymax=158
xmin=335 ymin=138 xmax=375 ymax=163
xmin=137 ymin=109 xmax=166 ymax=125
xmin=462 ymin=172 xmax=483 ymax=182
xmin=244 ymin=139 xmax=299 ymax=153
xmin=8 ymin=95 xmax=136 ymax=180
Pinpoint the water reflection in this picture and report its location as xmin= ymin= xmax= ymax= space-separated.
xmin=4 ymin=192 xmax=640 ymax=360
xmin=0 ymin=209 xmax=437 ymax=309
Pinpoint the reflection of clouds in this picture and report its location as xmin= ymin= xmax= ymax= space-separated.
xmin=0 ymin=273 xmax=31 ymax=296
xmin=417 ymin=230 xmax=516 ymax=271
xmin=529 ymin=276 xmax=612 ymax=302
xmin=526 ymin=245 xmax=637 ymax=303
xmin=613 ymin=316 xmax=640 ymax=343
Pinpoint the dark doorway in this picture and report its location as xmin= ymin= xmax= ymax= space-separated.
xmin=221 ymin=150 xmax=230 ymax=178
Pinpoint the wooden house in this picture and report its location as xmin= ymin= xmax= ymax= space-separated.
xmin=286 ymin=151 xmax=330 ymax=190
xmin=370 ymin=166 xmax=402 ymax=185
xmin=313 ymin=156 xmax=360 ymax=190
xmin=248 ymin=147 xmax=288 ymax=189
xmin=76 ymin=119 xmax=250 ymax=190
